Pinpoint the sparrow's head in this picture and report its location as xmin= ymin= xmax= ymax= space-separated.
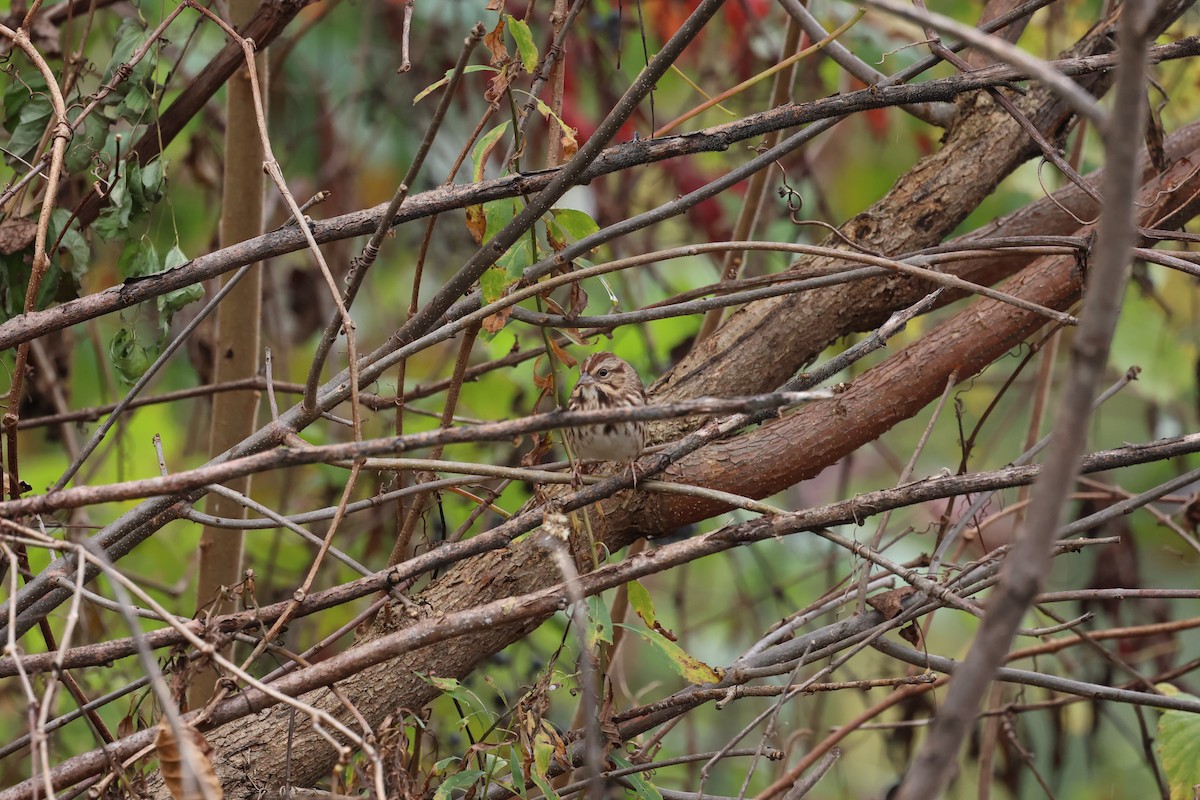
xmin=574 ymin=352 xmax=643 ymax=399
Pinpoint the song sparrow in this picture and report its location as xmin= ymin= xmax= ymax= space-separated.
xmin=565 ymin=352 xmax=647 ymax=481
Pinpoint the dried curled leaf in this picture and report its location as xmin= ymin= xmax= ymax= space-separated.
xmin=866 ymin=586 xmax=917 ymax=620
xmin=1183 ymin=493 xmax=1200 ymax=533
xmin=559 ymin=128 xmax=578 ymax=159
xmin=482 ymin=305 xmax=513 ymax=334
xmin=0 ymin=218 xmax=36 ymax=255
xmin=483 ymin=17 xmax=509 ymax=66
xmin=155 ymin=718 xmax=223 ymax=800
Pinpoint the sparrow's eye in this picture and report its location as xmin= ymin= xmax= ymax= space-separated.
xmin=597 ymin=368 xmax=609 ymax=378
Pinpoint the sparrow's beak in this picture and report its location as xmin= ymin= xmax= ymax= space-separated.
xmin=577 ymin=373 xmax=596 ymax=386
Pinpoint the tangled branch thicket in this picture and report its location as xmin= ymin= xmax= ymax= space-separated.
xmin=1 ymin=1 xmax=1199 ymax=798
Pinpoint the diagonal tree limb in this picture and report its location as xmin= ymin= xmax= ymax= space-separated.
xmin=633 ymin=152 xmax=1200 ymax=529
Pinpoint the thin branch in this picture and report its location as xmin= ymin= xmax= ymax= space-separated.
xmin=875 ymin=637 xmax=1200 ymax=714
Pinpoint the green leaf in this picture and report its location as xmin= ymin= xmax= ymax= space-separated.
xmin=610 ymin=753 xmax=663 ymax=800
xmin=34 ymin=262 xmax=61 ymax=310
xmin=550 ymin=209 xmax=599 ymax=241
xmin=0 ymin=252 xmax=27 ymax=320
xmin=496 ymin=238 xmax=534 ymax=279
xmin=627 ymin=580 xmax=656 ymax=628
xmin=509 ymin=19 xmax=538 ymax=72
xmin=481 ymin=266 xmax=514 ymax=305
xmin=117 ymin=238 xmax=158 ymax=279
xmin=59 ymin=226 xmax=90 ymax=277
xmin=48 ymin=209 xmax=90 ymax=281
xmin=5 ymin=93 xmax=53 ymax=161
xmin=158 ymin=247 xmax=202 ymax=321
xmin=545 ymin=217 xmax=566 ymax=250
xmin=140 ymin=158 xmax=166 ymax=204
xmin=117 ymin=83 xmax=152 ymax=120
xmin=102 ymin=18 xmax=146 ymax=84
xmin=419 ymin=673 xmax=491 ymax=725
xmin=4 ymin=73 xmax=46 ymax=124
xmin=483 ymin=198 xmax=520 ymax=243
xmin=15 ymin=92 xmax=53 ymax=125
xmin=480 ymin=752 xmax=505 ymax=778
xmin=529 ymin=770 xmax=559 ymax=800
xmin=159 ymin=283 xmax=203 ymax=321
xmin=102 ymin=17 xmax=160 ymax=122
xmin=434 ymin=769 xmax=485 ymax=800
xmin=103 ymin=17 xmax=160 ymax=113
xmin=109 ymin=327 xmax=155 ymax=384
xmin=94 ymin=168 xmax=135 ymax=241
xmin=92 ymin=208 xmax=123 ymax=241
xmin=432 ymin=756 xmax=461 ymax=774
xmin=162 ymin=244 xmax=189 ymax=272
xmin=1156 ymin=685 xmax=1200 ymax=800
xmin=124 ymin=160 xmax=147 ymax=210
xmin=507 ymin=748 xmax=526 ymax=799
xmin=424 ymin=674 xmax=465 ymax=693
xmin=108 ymin=169 xmax=127 ymax=209
xmin=623 ymin=625 xmax=722 ymax=685
xmin=530 ymin=727 xmax=560 ymax=800
xmin=414 ymin=64 xmax=498 ymax=104
xmin=472 ymin=122 xmax=510 ymax=183
xmin=533 ymin=97 xmax=574 ymax=136
xmin=586 ymin=595 xmax=612 ymax=648
xmin=465 ymin=124 xmax=512 ymax=243
xmin=115 ymin=168 xmax=136 ymax=224
xmin=65 ymin=112 xmax=108 ymax=173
